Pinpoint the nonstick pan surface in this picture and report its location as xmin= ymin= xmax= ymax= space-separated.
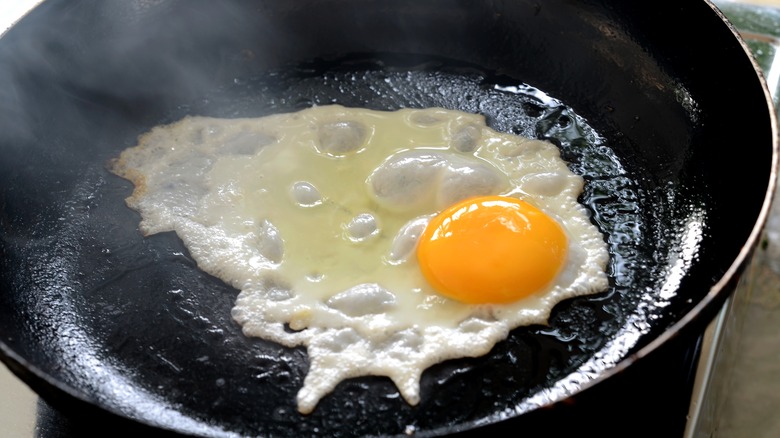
xmin=0 ymin=0 xmax=776 ymax=436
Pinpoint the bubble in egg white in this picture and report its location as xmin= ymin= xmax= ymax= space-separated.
xmin=435 ymin=156 xmax=508 ymax=207
xmin=110 ymin=105 xmax=609 ymax=414
xmin=367 ymin=151 xmax=444 ymax=211
xmin=289 ymin=181 xmax=323 ymax=207
xmin=325 ymin=284 xmax=397 ymax=317
xmin=387 ymin=215 xmax=432 ymax=265
xmin=367 ymin=150 xmax=509 ymax=212
xmin=345 ymin=213 xmax=379 ymax=242
xmin=256 ymin=220 xmax=284 ymax=264
xmin=316 ymin=120 xmax=369 ymax=156
xmin=451 ymin=123 xmax=481 ymax=153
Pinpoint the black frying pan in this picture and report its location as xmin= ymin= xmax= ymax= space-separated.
xmin=0 ymin=0 xmax=776 ymax=436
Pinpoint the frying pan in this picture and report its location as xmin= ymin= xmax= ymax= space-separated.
xmin=0 ymin=0 xmax=776 ymax=436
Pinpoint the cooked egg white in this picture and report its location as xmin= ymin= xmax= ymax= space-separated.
xmin=111 ymin=105 xmax=609 ymax=414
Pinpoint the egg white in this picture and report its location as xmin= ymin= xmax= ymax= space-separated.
xmin=111 ymin=105 xmax=609 ymax=413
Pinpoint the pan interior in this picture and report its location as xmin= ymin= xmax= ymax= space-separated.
xmin=0 ymin=0 xmax=773 ymax=436
xmin=0 ymin=56 xmax=699 ymax=437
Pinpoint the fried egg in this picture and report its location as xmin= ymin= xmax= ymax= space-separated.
xmin=110 ymin=105 xmax=609 ymax=414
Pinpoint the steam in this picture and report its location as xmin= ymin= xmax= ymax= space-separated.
xmin=0 ymin=0 xmax=292 ymax=166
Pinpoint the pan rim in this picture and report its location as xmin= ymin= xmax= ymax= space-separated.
xmin=0 ymin=0 xmax=777 ymax=436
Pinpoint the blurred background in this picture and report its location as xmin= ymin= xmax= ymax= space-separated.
xmin=0 ymin=1 xmax=779 ymax=437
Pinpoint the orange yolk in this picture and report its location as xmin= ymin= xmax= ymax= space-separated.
xmin=416 ymin=195 xmax=568 ymax=304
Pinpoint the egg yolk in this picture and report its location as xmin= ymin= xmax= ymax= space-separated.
xmin=416 ymin=195 xmax=568 ymax=304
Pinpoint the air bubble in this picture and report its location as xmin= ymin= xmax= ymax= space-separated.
xmin=345 ymin=213 xmax=379 ymax=242
xmin=316 ymin=121 xmax=369 ymax=156
xmin=325 ymin=284 xmax=397 ymax=316
xmin=290 ymin=181 xmax=323 ymax=207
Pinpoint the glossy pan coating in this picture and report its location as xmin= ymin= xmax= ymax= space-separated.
xmin=0 ymin=0 xmax=776 ymax=436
